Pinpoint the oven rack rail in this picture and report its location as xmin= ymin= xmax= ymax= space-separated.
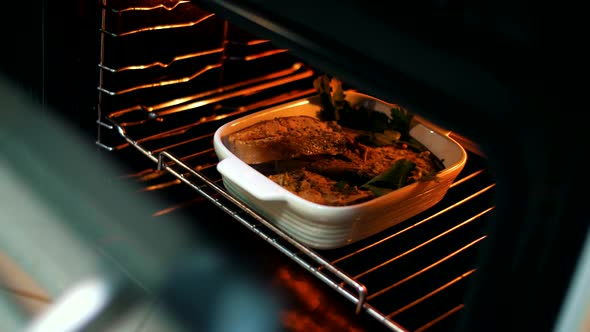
xmin=99 ymin=0 xmax=211 ymax=38
xmin=96 ymin=0 xmax=311 ymax=152
xmin=101 ymin=0 xmax=193 ymax=14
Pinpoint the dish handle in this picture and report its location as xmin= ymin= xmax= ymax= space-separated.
xmin=217 ymin=157 xmax=286 ymax=201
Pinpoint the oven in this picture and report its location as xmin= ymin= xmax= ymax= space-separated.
xmin=1 ymin=1 xmax=588 ymax=332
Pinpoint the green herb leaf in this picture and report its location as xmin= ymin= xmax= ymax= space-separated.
xmin=314 ymin=75 xmax=415 ymax=140
xmin=361 ymin=159 xmax=416 ymax=196
xmin=389 ymin=105 xmax=413 ymax=139
xmin=314 ymin=75 xmax=336 ymax=121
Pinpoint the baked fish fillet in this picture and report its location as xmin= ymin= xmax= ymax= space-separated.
xmin=225 ymin=116 xmax=349 ymax=164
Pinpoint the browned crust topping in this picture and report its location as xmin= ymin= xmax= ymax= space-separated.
xmin=226 ymin=116 xmax=349 ymax=164
xmin=226 ymin=115 xmax=440 ymax=206
xmin=269 ymin=169 xmax=374 ymax=206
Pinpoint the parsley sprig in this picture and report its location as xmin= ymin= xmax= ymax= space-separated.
xmin=313 ymin=74 xmax=444 ymax=196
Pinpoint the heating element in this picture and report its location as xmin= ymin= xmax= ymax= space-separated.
xmin=96 ymin=1 xmax=496 ymax=331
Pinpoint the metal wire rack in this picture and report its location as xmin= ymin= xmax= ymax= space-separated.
xmin=96 ymin=1 xmax=496 ymax=331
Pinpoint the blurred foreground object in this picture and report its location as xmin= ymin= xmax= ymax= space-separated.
xmin=0 ymin=75 xmax=282 ymax=332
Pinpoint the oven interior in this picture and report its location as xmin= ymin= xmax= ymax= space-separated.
xmin=1 ymin=1 xmax=587 ymax=332
xmin=93 ymin=1 xmax=496 ymax=332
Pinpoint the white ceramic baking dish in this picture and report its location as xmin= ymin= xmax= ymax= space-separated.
xmin=213 ymin=91 xmax=467 ymax=249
